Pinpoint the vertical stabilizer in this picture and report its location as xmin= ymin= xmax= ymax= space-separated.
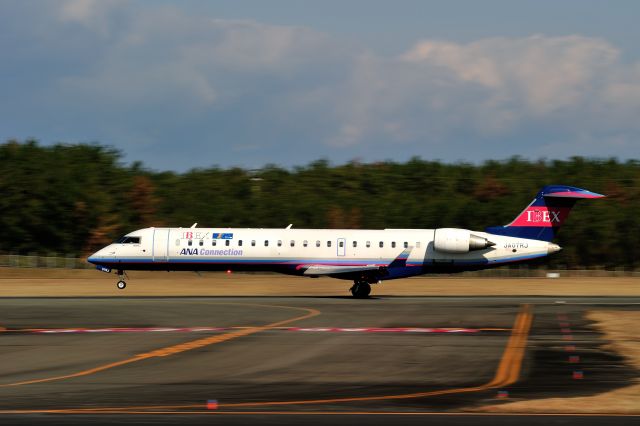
xmin=485 ymin=185 xmax=604 ymax=242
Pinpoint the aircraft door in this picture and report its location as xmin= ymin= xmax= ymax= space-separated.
xmin=153 ymin=229 xmax=170 ymax=262
xmin=337 ymin=238 xmax=346 ymax=256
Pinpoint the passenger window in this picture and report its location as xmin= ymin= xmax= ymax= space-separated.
xmin=188 ymin=240 xmax=193 ymax=247
xmin=290 ymin=240 xmax=295 ymax=247
xmin=353 ymin=241 xmax=357 ymax=248
xmin=339 ymin=241 xmax=344 ymax=248
xmin=277 ymin=240 xmax=282 ymax=247
xmin=404 ymin=242 xmax=408 ymax=248
xmin=379 ymin=241 xmax=384 ymax=248
xmin=316 ymin=240 xmax=321 ymax=247
xmin=303 ymin=240 xmax=308 ymax=247
xmin=251 ymin=240 xmax=256 ymax=246
xmin=264 ymin=240 xmax=269 ymax=247
xmin=327 ymin=241 xmax=331 ymax=247
xmin=238 ymin=240 xmax=243 ymax=246
xmin=199 ymin=240 xmax=203 ymax=246
xmin=212 ymin=240 xmax=217 ymax=246
xmin=225 ymin=240 xmax=230 ymax=246
xmin=366 ymin=241 xmax=371 ymax=248
xmin=391 ymin=241 xmax=396 ymax=248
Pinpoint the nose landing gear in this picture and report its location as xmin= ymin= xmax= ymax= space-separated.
xmin=116 ymin=270 xmax=127 ymax=290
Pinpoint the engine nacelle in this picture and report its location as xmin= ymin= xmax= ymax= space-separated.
xmin=433 ymin=228 xmax=495 ymax=254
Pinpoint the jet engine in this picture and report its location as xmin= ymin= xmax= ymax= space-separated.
xmin=433 ymin=228 xmax=495 ymax=254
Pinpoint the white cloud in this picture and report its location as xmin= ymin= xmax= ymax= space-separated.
xmin=203 ymin=19 xmax=333 ymax=72
xmin=57 ymin=0 xmax=126 ymax=37
xmin=53 ymin=5 xmax=333 ymax=107
xmin=402 ymin=35 xmax=619 ymax=115
xmin=4 ymin=1 xmax=640 ymax=167
xmin=328 ymin=35 xmax=640 ymax=152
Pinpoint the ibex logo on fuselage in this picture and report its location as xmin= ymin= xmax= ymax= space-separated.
xmin=511 ymin=207 xmax=569 ymax=227
xmin=526 ymin=209 xmax=561 ymax=223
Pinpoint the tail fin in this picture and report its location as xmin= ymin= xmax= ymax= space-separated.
xmin=485 ymin=185 xmax=604 ymax=242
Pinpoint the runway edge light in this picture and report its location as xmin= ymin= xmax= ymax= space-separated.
xmin=206 ymin=399 xmax=219 ymax=410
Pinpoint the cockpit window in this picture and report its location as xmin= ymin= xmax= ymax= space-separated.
xmin=115 ymin=236 xmax=141 ymax=244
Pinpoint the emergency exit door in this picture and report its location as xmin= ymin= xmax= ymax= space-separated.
xmin=337 ymin=238 xmax=346 ymax=256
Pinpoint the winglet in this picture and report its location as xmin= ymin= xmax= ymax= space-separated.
xmin=388 ymin=247 xmax=413 ymax=268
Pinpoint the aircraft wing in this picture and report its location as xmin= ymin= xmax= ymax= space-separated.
xmin=302 ymin=265 xmax=381 ymax=276
xmin=300 ymin=247 xmax=413 ymax=277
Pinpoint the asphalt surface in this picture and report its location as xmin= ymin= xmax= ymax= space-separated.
xmin=0 ymin=295 xmax=639 ymax=425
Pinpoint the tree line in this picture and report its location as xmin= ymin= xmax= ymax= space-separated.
xmin=1 ymin=140 xmax=638 ymax=269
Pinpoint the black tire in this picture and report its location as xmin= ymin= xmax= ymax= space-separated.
xmin=117 ymin=280 xmax=127 ymax=290
xmin=351 ymin=282 xmax=371 ymax=298
xmin=361 ymin=283 xmax=371 ymax=297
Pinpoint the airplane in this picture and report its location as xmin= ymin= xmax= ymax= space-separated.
xmin=88 ymin=185 xmax=604 ymax=297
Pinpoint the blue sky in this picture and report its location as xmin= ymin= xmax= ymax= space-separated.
xmin=2 ymin=0 xmax=640 ymax=171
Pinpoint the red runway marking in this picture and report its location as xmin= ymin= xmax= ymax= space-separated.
xmin=287 ymin=327 xmax=482 ymax=334
xmin=17 ymin=326 xmax=490 ymax=335
xmin=17 ymin=327 xmax=490 ymax=334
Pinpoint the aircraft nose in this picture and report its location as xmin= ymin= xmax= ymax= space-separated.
xmin=87 ymin=246 xmax=113 ymax=264
xmin=547 ymin=243 xmax=562 ymax=254
xmin=87 ymin=249 xmax=101 ymax=264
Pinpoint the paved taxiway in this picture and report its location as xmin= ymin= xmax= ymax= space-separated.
xmin=0 ymin=295 xmax=639 ymax=425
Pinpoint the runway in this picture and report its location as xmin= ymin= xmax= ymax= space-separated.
xmin=0 ymin=295 xmax=639 ymax=425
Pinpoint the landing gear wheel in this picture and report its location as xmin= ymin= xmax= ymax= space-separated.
xmin=350 ymin=282 xmax=371 ymax=298
xmin=116 ymin=269 xmax=127 ymax=290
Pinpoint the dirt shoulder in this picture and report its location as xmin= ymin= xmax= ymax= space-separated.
xmin=0 ymin=268 xmax=638 ymax=297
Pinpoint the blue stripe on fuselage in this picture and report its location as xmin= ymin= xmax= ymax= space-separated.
xmin=89 ymin=252 xmax=547 ymax=270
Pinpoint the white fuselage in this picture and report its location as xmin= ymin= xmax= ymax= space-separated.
xmin=88 ymin=227 xmax=559 ymax=280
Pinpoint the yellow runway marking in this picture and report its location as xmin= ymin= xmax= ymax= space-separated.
xmin=3 ymin=304 xmax=533 ymax=413
xmin=210 ymin=303 xmax=533 ymax=408
xmin=0 ymin=303 xmax=320 ymax=388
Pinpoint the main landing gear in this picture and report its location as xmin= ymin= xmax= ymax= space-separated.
xmin=350 ymin=280 xmax=371 ymax=298
xmin=116 ymin=270 xmax=127 ymax=290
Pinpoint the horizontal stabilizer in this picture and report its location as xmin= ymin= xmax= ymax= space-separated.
xmin=542 ymin=187 xmax=604 ymax=199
